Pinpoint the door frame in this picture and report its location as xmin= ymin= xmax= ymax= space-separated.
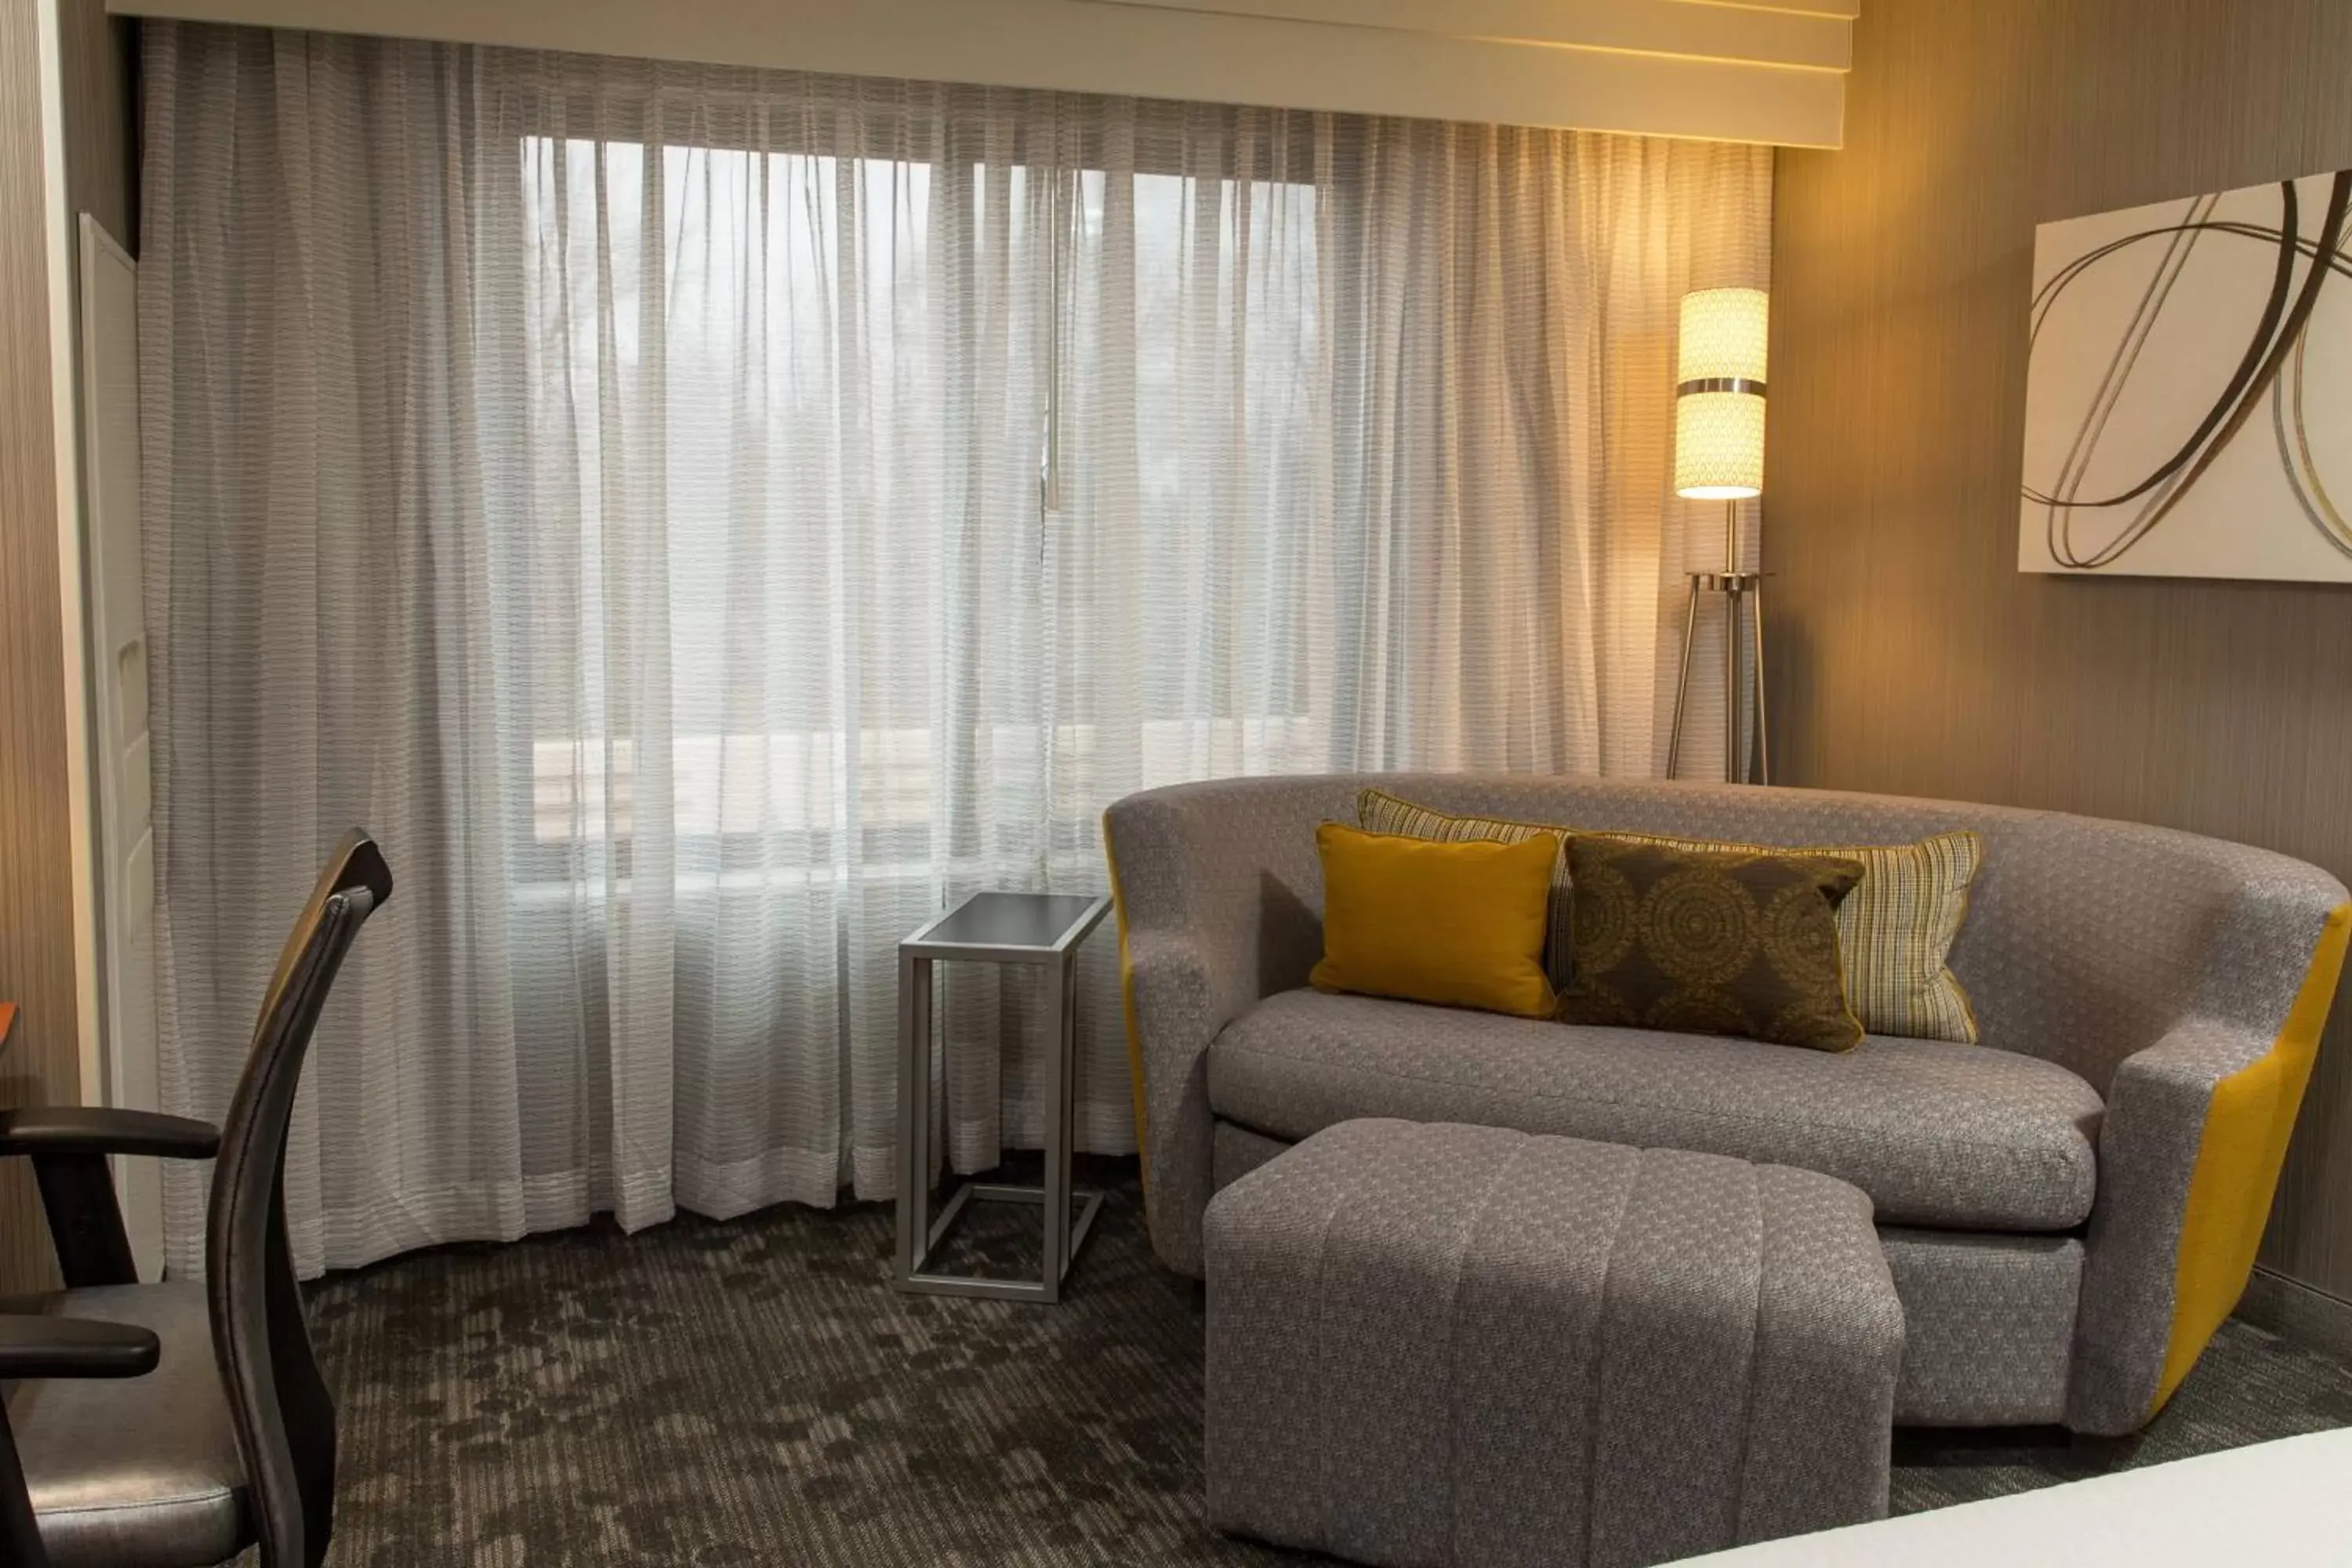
xmin=74 ymin=212 xmax=163 ymax=1279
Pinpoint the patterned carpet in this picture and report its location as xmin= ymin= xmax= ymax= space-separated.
xmin=298 ymin=1158 xmax=2352 ymax=1566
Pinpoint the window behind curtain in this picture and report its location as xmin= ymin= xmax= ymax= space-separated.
xmin=510 ymin=134 xmax=1325 ymax=881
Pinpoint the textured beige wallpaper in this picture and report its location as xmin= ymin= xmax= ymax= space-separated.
xmin=0 ymin=0 xmax=135 ymax=1295
xmin=1768 ymin=0 xmax=2352 ymax=1298
xmin=0 ymin=0 xmax=79 ymax=1294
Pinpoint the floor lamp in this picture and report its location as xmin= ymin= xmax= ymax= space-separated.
xmin=1664 ymin=286 xmax=1771 ymax=785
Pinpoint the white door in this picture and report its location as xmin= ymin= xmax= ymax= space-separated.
xmin=79 ymin=215 xmax=162 ymax=1281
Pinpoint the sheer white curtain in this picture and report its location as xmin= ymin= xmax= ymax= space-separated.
xmin=141 ymin=23 xmax=1770 ymax=1276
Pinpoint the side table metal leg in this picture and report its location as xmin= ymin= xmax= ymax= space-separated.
xmin=1059 ymin=954 xmax=1079 ymax=1277
xmin=1041 ymin=953 xmax=1072 ymax=1301
xmin=895 ymin=949 xmax=932 ymax=1283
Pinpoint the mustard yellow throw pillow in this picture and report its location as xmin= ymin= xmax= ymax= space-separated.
xmin=1358 ymin=787 xmax=1984 ymax=1044
xmin=1311 ymin=822 xmax=1560 ymax=1018
xmin=1356 ymin=789 xmax=1576 ymax=985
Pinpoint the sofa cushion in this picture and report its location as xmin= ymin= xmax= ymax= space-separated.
xmin=1206 ymin=989 xmax=2103 ymax=1230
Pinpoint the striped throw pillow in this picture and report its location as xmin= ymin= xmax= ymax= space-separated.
xmin=1358 ymin=787 xmax=1984 ymax=1043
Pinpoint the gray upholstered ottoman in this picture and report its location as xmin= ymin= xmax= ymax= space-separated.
xmin=1203 ymin=1119 xmax=1905 ymax=1568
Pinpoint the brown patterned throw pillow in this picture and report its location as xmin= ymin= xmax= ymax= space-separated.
xmin=1555 ymin=835 xmax=1867 ymax=1052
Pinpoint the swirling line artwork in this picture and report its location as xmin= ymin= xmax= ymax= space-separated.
xmin=2019 ymin=166 xmax=2352 ymax=581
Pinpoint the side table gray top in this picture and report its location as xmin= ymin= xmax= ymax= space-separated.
xmin=904 ymin=891 xmax=1108 ymax=963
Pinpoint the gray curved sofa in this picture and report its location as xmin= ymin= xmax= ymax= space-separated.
xmin=1101 ymin=773 xmax=2350 ymax=1436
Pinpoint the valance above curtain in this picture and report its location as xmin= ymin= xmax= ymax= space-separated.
xmin=140 ymin=20 xmax=1771 ymax=1277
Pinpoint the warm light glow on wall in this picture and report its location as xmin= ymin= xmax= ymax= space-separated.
xmin=1675 ymin=287 xmax=1769 ymax=500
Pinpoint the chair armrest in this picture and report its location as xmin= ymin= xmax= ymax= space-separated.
xmin=0 ymin=1315 xmax=160 ymax=1380
xmin=0 ymin=1107 xmax=221 ymax=1160
xmin=2071 ymin=900 xmax=2351 ymax=1434
xmin=0 ymin=1110 xmax=219 ymax=1288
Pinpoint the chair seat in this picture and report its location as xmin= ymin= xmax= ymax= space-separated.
xmin=1207 ymin=989 xmax=2105 ymax=1231
xmin=1 ymin=1282 xmax=249 ymax=1568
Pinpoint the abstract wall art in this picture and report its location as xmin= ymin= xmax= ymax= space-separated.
xmin=2020 ymin=165 xmax=2352 ymax=581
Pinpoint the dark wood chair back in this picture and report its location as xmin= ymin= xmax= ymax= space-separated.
xmin=205 ymin=829 xmax=393 ymax=1568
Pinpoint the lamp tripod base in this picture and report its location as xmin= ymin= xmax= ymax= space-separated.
xmin=1666 ymin=502 xmax=1770 ymax=784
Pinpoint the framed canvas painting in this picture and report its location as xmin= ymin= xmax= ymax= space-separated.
xmin=2020 ymin=165 xmax=2352 ymax=582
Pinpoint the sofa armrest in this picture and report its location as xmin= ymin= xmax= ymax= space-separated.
xmin=1104 ymin=779 xmax=1349 ymax=1275
xmin=1115 ymin=927 xmax=1250 ymax=1272
xmin=2069 ymin=901 xmax=2352 ymax=1434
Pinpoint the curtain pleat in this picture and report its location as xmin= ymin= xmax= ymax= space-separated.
xmin=141 ymin=21 xmax=1771 ymax=1277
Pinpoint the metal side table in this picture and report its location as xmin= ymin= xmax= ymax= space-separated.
xmin=895 ymin=891 xmax=1111 ymax=1303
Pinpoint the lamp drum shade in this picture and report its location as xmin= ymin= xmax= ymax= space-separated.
xmin=1675 ymin=286 xmax=1769 ymax=500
